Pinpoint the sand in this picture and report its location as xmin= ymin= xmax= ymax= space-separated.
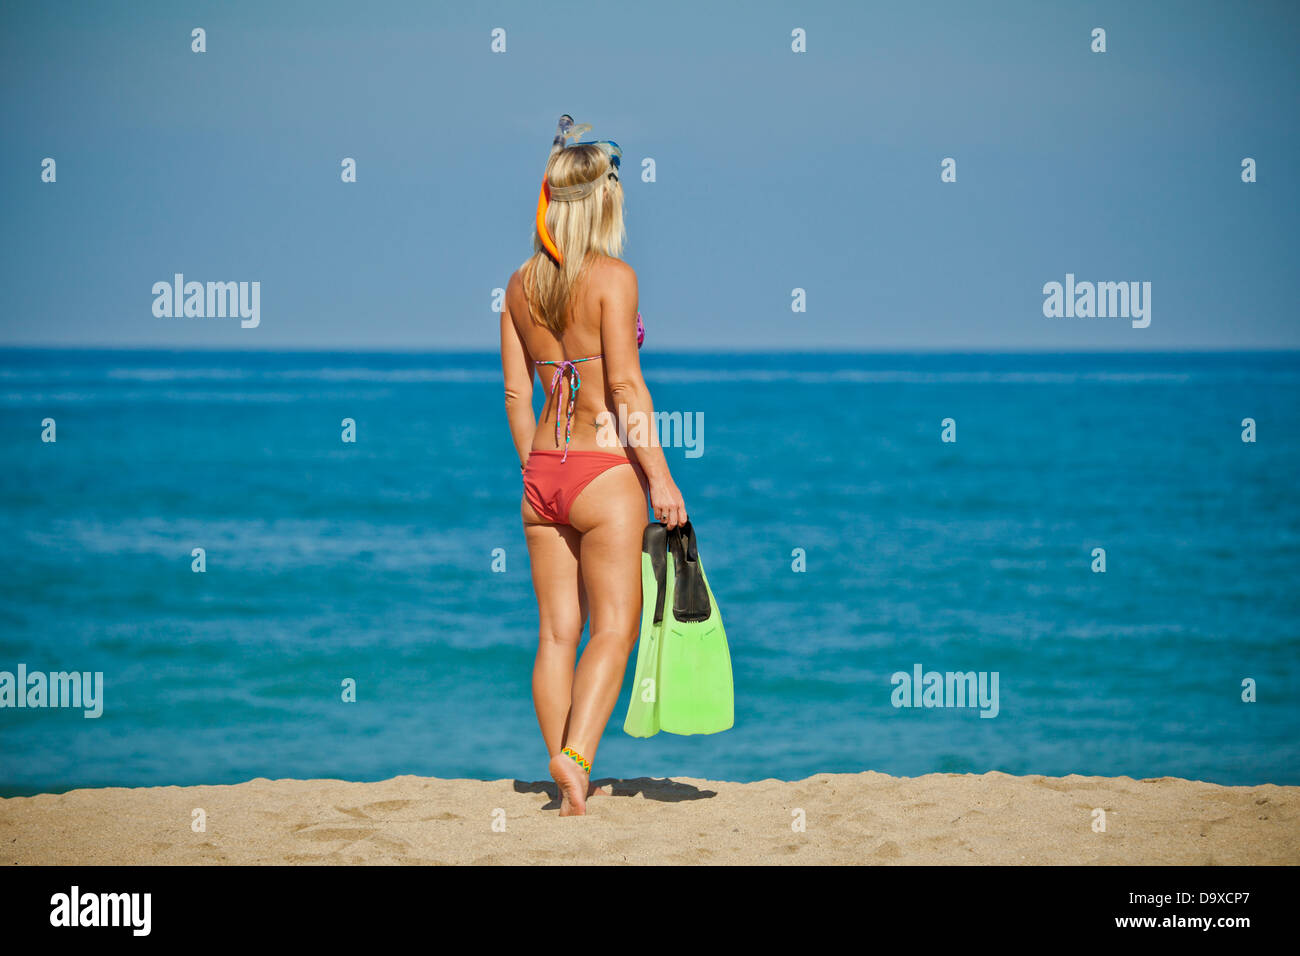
xmin=1 ymin=771 xmax=1295 ymax=865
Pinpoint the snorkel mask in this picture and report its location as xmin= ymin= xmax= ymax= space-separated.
xmin=535 ymin=114 xmax=622 ymax=266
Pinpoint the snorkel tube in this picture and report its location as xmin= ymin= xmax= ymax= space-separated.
xmin=536 ymin=177 xmax=562 ymax=264
xmin=536 ymin=115 xmax=583 ymax=266
xmin=536 ymin=114 xmax=622 ymax=267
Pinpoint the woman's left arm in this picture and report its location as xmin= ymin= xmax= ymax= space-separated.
xmin=500 ymin=279 xmax=536 ymax=469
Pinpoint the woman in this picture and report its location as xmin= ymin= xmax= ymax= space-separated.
xmin=500 ymin=116 xmax=687 ymax=816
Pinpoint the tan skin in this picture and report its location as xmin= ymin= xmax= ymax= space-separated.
xmin=501 ymin=252 xmax=687 ymax=816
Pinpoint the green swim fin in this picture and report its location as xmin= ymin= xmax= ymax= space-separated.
xmin=623 ymin=523 xmax=671 ymax=738
xmin=658 ymin=520 xmax=734 ymax=736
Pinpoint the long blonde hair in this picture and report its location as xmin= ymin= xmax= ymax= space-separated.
xmin=523 ymin=144 xmax=626 ymax=335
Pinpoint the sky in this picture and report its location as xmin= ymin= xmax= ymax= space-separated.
xmin=1 ymin=0 xmax=1297 ymax=350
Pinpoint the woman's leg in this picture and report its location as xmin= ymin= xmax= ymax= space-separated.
xmin=547 ymin=463 xmax=647 ymax=814
xmin=522 ymin=503 xmax=586 ymax=759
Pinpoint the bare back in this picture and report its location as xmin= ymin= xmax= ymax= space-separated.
xmin=507 ymin=254 xmax=632 ymax=458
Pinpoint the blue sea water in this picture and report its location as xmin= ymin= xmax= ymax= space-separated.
xmin=0 ymin=349 xmax=1297 ymax=795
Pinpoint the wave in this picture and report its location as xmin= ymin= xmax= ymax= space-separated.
xmin=643 ymin=369 xmax=1204 ymax=384
xmin=0 ymin=367 xmax=498 ymax=384
xmin=2 ymin=360 xmax=1298 ymax=389
xmin=0 ymin=389 xmax=395 ymax=404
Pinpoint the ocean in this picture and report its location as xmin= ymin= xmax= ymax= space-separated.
xmin=1 ymin=348 xmax=1297 ymax=795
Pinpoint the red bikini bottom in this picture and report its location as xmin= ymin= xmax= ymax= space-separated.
xmin=522 ymin=450 xmax=633 ymax=525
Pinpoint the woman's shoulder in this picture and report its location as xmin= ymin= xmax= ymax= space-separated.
xmin=507 ymin=259 xmax=531 ymax=290
xmin=586 ymin=254 xmax=637 ymax=291
xmin=505 ymin=261 xmax=536 ymax=308
xmin=506 ymin=255 xmax=635 ymax=308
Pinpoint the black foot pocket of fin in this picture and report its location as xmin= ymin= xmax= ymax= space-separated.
xmin=667 ymin=520 xmax=712 ymax=622
xmin=642 ymin=522 xmax=668 ymax=624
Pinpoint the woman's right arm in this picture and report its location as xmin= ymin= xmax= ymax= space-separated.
xmin=600 ymin=263 xmax=688 ymax=528
xmin=500 ymin=275 xmax=537 ymax=470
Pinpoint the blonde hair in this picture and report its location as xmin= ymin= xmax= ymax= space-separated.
xmin=523 ymin=143 xmax=626 ymax=335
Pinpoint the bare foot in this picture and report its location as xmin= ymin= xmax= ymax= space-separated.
xmin=549 ymin=753 xmax=589 ymax=817
xmin=587 ymin=782 xmax=610 ymax=798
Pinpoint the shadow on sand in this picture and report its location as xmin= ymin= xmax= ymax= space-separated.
xmin=513 ymin=776 xmax=717 ymax=810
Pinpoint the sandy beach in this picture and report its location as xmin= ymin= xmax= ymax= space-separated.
xmin=1 ymin=770 xmax=1295 ymax=865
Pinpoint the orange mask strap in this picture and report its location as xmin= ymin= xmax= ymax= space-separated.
xmin=536 ymin=177 xmax=563 ymax=265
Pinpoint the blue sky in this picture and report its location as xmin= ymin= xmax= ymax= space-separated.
xmin=1 ymin=0 xmax=1297 ymax=350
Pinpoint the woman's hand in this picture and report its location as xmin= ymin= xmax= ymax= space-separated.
xmin=649 ymin=475 xmax=688 ymax=529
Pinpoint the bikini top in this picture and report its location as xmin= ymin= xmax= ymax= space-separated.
xmin=535 ymin=311 xmax=643 ymax=463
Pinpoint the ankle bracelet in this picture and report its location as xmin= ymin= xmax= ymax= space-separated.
xmin=561 ymin=747 xmax=591 ymax=774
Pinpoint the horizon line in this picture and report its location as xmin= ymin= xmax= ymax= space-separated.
xmin=2 ymin=344 xmax=1299 ymax=356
